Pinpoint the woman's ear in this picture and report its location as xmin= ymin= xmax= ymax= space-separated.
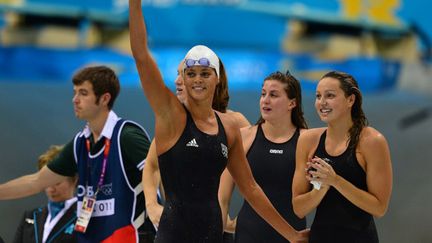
xmin=288 ymin=98 xmax=297 ymax=111
xmin=348 ymin=94 xmax=355 ymax=107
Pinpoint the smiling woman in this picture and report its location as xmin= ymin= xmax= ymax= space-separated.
xmin=181 ymin=45 xmax=220 ymax=105
xmin=292 ymin=71 xmax=393 ymax=243
xmin=128 ymin=0 xmax=308 ymax=242
xmin=141 ymin=54 xmax=253 ymax=241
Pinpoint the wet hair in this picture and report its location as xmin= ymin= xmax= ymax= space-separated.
xmin=256 ymin=71 xmax=308 ymax=129
xmin=37 ymin=145 xmax=64 ymax=170
xmin=72 ymin=66 xmax=120 ymax=109
xmin=320 ymin=71 xmax=369 ymax=150
xmin=212 ymin=59 xmax=229 ymax=113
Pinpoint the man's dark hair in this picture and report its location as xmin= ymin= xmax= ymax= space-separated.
xmin=72 ymin=66 xmax=120 ymax=109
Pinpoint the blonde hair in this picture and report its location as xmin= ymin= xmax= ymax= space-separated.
xmin=37 ymin=145 xmax=64 ymax=170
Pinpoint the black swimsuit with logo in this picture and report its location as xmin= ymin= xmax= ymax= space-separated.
xmin=156 ymin=108 xmax=228 ymax=243
xmin=235 ymin=125 xmax=306 ymax=243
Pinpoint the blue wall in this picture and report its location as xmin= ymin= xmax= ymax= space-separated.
xmin=0 ymin=0 xmax=427 ymax=91
xmin=1 ymin=0 xmax=431 ymax=46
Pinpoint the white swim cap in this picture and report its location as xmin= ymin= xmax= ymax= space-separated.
xmin=183 ymin=45 xmax=220 ymax=77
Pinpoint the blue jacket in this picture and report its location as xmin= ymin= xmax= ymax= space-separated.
xmin=13 ymin=202 xmax=77 ymax=243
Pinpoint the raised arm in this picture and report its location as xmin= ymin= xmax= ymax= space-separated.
xmin=128 ymin=0 xmax=181 ymax=118
xmin=129 ymin=0 xmax=185 ymax=149
xmin=292 ymin=129 xmax=329 ymax=218
xmin=0 ymin=166 xmax=67 ymax=200
xmin=143 ymin=139 xmax=164 ymax=227
xmin=224 ymin=118 xmax=308 ymax=242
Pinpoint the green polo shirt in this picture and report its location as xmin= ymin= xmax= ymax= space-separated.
xmin=47 ymin=124 xmax=150 ymax=177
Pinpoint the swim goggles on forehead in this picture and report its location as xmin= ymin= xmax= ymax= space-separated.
xmin=185 ymin=58 xmax=211 ymax=68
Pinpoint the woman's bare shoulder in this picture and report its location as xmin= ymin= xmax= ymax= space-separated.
xmin=300 ymin=127 xmax=326 ymax=140
xmin=359 ymin=126 xmax=388 ymax=148
xmin=240 ymin=125 xmax=257 ymax=139
xmin=226 ymin=109 xmax=250 ymax=128
xmin=216 ymin=111 xmax=237 ymax=131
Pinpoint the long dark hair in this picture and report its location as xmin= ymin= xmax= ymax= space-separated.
xmin=320 ymin=71 xmax=368 ymax=150
xmin=212 ymin=59 xmax=229 ymax=113
xmin=256 ymin=71 xmax=308 ymax=129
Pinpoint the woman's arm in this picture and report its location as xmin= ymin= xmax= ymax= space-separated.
xmin=142 ymin=139 xmax=164 ymax=227
xmin=218 ymin=124 xmax=253 ymax=232
xmin=218 ymin=169 xmax=235 ymax=230
xmin=128 ymin=0 xmax=185 ymax=150
xmin=129 ymin=0 xmax=172 ymax=112
xmin=311 ymin=128 xmax=392 ymax=217
xmin=292 ymin=129 xmax=329 ymax=218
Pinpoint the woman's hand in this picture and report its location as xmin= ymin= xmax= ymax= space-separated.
xmin=292 ymin=228 xmax=310 ymax=243
xmin=307 ymin=156 xmax=338 ymax=188
xmin=147 ymin=203 xmax=164 ymax=229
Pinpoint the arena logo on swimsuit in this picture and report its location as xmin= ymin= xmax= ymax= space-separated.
xmin=269 ymin=149 xmax=283 ymax=154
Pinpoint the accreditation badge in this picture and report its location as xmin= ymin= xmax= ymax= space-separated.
xmin=74 ymin=196 xmax=96 ymax=233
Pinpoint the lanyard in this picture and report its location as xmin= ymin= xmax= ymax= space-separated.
xmin=85 ymin=138 xmax=111 ymax=196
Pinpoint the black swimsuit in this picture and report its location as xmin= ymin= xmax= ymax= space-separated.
xmin=155 ymin=108 xmax=228 ymax=243
xmin=310 ymin=130 xmax=378 ymax=243
xmin=235 ymin=125 xmax=306 ymax=243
